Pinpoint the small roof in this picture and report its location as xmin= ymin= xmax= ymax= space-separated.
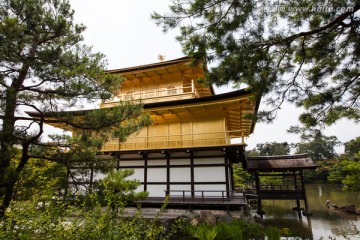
xmin=246 ymin=154 xmax=318 ymax=172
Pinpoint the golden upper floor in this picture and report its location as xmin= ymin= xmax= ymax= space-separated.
xmin=26 ymin=57 xmax=260 ymax=151
xmin=101 ymin=57 xmax=214 ymax=107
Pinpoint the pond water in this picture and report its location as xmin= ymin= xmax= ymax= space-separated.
xmin=255 ymin=184 xmax=360 ymax=239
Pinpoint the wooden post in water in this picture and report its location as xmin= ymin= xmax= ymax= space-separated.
xmin=292 ymin=171 xmax=302 ymax=212
xmin=255 ymin=172 xmax=265 ymax=215
xmin=301 ymin=170 xmax=312 ymax=216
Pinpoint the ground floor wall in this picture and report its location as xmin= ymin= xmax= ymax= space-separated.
xmin=67 ymin=145 xmax=245 ymax=198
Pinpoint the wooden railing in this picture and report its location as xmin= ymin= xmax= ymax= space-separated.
xmin=102 ymin=81 xmax=199 ymax=105
xmin=259 ymin=184 xmax=303 ymax=191
xmin=164 ymin=190 xmax=240 ymax=203
xmin=102 ymin=129 xmax=246 ymax=151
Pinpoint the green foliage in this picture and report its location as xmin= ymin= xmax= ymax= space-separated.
xmin=259 ymin=174 xmax=284 ymax=185
xmin=341 ymin=157 xmax=360 ymax=191
xmin=289 ymin=133 xmax=342 ymax=182
xmin=0 ymin=168 xmax=162 ymax=239
xmin=215 ymin=221 xmax=244 ymax=240
xmin=99 ymin=169 xmax=148 ymax=209
xmin=327 ymin=166 xmax=343 ymax=184
xmin=153 ymin=0 xmax=360 ymax=129
xmin=13 ymin=157 xmax=67 ymax=201
xmin=0 ymin=0 xmax=151 ymax=215
xmin=0 ymin=197 xmax=167 ymax=240
xmin=232 ymin=164 xmax=253 ymax=190
xmin=0 ymin=192 xmax=288 ymax=240
xmin=264 ymin=226 xmax=282 ymax=240
xmin=325 ymin=137 xmax=360 ymax=186
xmin=185 ymin=219 xmax=284 ymax=240
xmin=247 ymin=142 xmax=292 ymax=156
xmin=295 ymin=135 xmax=340 ymax=161
xmin=314 ymin=159 xmax=342 ymax=183
xmin=343 ymin=137 xmax=360 ymax=160
xmin=192 ymin=224 xmax=217 ymax=240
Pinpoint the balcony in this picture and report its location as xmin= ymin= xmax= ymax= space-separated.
xmin=102 ymin=81 xmax=200 ymax=106
xmin=102 ymin=130 xmax=245 ymax=151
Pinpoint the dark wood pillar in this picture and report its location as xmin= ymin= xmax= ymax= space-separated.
xmin=293 ymin=171 xmax=302 ymax=211
xmin=229 ymin=162 xmax=234 ymax=193
xmin=143 ymin=153 xmax=148 ymax=192
xmin=255 ymin=171 xmax=265 ymax=215
xmin=225 ymin=156 xmax=230 ymax=198
xmin=189 ymin=150 xmax=194 ymax=198
xmin=300 ymin=170 xmax=312 ymax=216
xmin=165 ymin=151 xmax=170 ymax=193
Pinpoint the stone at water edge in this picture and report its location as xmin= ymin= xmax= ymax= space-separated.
xmin=325 ymin=200 xmax=360 ymax=215
xmin=199 ymin=210 xmax=216 ymax=225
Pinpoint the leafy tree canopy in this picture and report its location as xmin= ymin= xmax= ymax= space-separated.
xmin=153 ymin=0 xmax=360 ymax=128
xmin=343 ymin=136 xmax=360 ymax=158
xmin=295 ymin=135 xmax=340 ymax=161
xmin=0 ymin=0 xmax=151 ymax=216
xmin=247 ymin=141 xmax=291 ymax=156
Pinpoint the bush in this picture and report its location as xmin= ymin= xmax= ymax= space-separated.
xmin=0 ymin=198 xmax=167 ymax=240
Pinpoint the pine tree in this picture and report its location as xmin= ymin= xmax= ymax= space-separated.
xmin=153 ymin=0 xmax=360 ymax=128
xmin=0 ymin=0 xmax=151 ymax=216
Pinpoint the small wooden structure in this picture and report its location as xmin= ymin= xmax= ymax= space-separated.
xmin=245 ymin=154 xmax=318 ymax=216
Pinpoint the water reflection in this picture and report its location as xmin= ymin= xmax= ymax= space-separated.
xmin=255 ymin=184 xmax=360 ymax=239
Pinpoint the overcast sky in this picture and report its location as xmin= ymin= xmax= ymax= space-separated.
xmin=67 ymin=0 xmax=358 ymax=152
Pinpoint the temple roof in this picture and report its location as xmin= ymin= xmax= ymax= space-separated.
xmin=245 ymin=154 xmax=318 ymax=172
xmin=107 ymin=56 xmax=194 ymax=74
xmin=26 ymin=88 xmax=260 ymax=137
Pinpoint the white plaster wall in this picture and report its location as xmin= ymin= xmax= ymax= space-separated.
xmin=147 ymin=168 xmax=167 ymax=182
xmin=147 ymin=160 xmax=167 ymax=166
xmin=170 ymin=168 xmax=191 ymax=182
xmin=169 ymin=184 xmax=192 ymax=197
xmin=134 ymin=184 xmax=145 ymax=193
xmin=147 ymin=185 xmax=167 ymax=197
xmin=170 ymin=159 xmax=190 ymax=165
xmin=193 ymin=158 xmax=225 ymax=164
xmin=124 ymin=168 xmax=144 ymax=182
xmin=194 ymin=167 xmax=226 ymax=182
xmin=119 ymin=160 xmax=144 ymax=167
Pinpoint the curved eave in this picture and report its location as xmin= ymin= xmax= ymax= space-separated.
xmin=107 ymin=56 xmax=192 ymax=74
xmin=144 ymin=88 xmax=255 ymax=108
xmin=144 ymin=89 xmax=258 ymax=137
xmin=26 ymin=89 xmax=260 ymax=136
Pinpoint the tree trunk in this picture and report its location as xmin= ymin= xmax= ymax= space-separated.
xmin=0 ymin=175 xmax=18 ymax=217
xmin=0 ymin=147 xmax=30 ymax=217
xmin=0 ymin=59 xmax=32 ymax=216
xmin=0 ymin=88 xmax=18 ymax=211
